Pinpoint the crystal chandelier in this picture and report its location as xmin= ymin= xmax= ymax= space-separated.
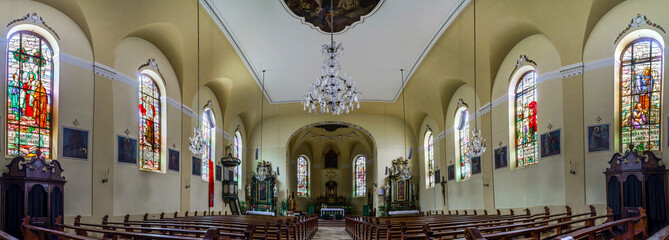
xmin=467 ymin=0 xmax=486 ymax=157
xmin=301 ymin=0 xmax=361 ymax=115
xmin=189 ymin=2 xmax=206 ymax=156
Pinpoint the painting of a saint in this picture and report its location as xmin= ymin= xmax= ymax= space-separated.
xmin=216 ymin=165 xmax=222 ymax=181
xmin=540 ymin=129 xmax=561 ymax=157
xmin=588 ymin=124 xmax=610 ymax=152
xmin=168 ymin=149 xmax=180 ymax=171
xmin=494 ymin=147 xmax=508 ymax=169
xmin=471 ymin=156 xmax=481 ymax=174
xmin=447 ymin=165 xmax=455 ymax=181
xmin=192 ymin=157 xmax=201 ymax=175
xmin=117 ymin=136 xmax=137 ymax=164
xmin=324 ymin=149 xmax=338 ymax=168
xmin=259 ymin=181 xmax=268 ymax=201
xmin=283 ymin=0 xmax=382 ymax=33
xmin=63 ymin=127 xmax=88 ymax=160
xmin=397 ymin=179 xmax=405 ymax=201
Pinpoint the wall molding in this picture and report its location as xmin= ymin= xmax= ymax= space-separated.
xmin=559 ymin=62 xmax=584 ymax=79
xmin=60 ymin=53 xmax=93 ymax=71
xmin=7 ymin=13 xmax=60 ymax=40
xmin=93 ymin=62 xmax=116 ymax=80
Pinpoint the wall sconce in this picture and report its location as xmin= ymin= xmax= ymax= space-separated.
xmin=101 ymin=168 xmax=110 ymax=183
xmin=185 ymin=185 xmax=191 ymax=189
xmin=569 ymin=161 xmax=576 ymax=175
xmin=482 ymin=178 xmax=490 ymax=187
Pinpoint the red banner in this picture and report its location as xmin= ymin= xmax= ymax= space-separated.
xmin=208 ymin=160 xmax=214 ymax=207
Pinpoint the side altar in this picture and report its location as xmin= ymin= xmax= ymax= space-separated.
xmin=383 ymin=157 xmax=418 ymax=216
xmin=246 ymin=161 xmax=278 ymax=216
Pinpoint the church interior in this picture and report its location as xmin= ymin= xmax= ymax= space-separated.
xmin=1 ymin=0 xmax=669 ymax=239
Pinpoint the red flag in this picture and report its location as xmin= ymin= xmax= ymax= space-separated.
xmin=208 ymin=160 xmax=214 ymax=207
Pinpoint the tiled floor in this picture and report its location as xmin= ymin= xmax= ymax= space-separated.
xmin=313 ymin=227 xmax=352 ymax=239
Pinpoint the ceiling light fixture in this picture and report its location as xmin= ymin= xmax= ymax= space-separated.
xmin=189 ymin=0 xmax=206 ymax=156
xmin=301 ymin=0 xmax=361 ymax=115
xmin=467 ymin=0 xmax=487 ymax=157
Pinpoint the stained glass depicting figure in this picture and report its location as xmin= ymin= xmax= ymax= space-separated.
xmin=234 ymin=131 xmax=242 ymax=184
xmin=515 ymin=71 xmax=538 ymax=166
xmin=139 ymin=74 xmax=161 ymax=171
xmin=201 ymin=112 xmax=213 ymax=182
xmin=354 ymin=156 xmax=366 ymax=196
xmin=297 ymin=156 xmax=308 ymax=196
xmin=425 ymin=132 xmax=435 ymax=187
xmin=7 ymin=32 xmax=53 ymax=158
xmin=621 ymin=38 xmax=662 ymax=151
xmin=458 ymin=109 xmax=471 ymax=179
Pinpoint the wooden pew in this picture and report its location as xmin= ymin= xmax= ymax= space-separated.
xmin=0 ymin=229 xmax=18 ymax=240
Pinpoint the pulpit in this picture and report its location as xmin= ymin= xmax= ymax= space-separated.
xmin=384 ymin=157 xmax=417 ymax=215
xmin=1 ymin=155 xmax=66 ymax=238
xmin=246 ymin=161 xmax=277 ymax=215
xmin=605 ymin=144 xmax=668 ymax=233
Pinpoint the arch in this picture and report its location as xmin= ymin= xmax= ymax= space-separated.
xmin=6 ymin=27 xmax=58 ymax=159
xmin=617 ymin=32 xmax=663 ymax=151
xmin=296 ymin=155 xmax=309 ymax=197
xmin=510 ymin=69 xmax=538 ymax=167
xmin=353 ymin=155 xmax=366 ymax=197
xmin=234 ymin=130 xmax=243 ymax=189
xmin=201 ymin=108 xmax=215 ymax=182
xmin=424 ymin=130 xmax=435 ymax=188
xmin=454 ymin=106 xmax=471 ymax=180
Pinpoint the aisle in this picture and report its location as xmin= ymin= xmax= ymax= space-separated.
xmin=313 ymin=227 xmax=352 ymax=240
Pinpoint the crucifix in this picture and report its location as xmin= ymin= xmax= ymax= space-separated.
xmin=440 ymin=176 xmax=446 ymax=206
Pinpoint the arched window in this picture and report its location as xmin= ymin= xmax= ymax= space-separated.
xmin=234 ymin=131 xmax=242 ymax=188
xmin=138 ymin=74 xmax=162 ymax=171
xmin=354 ymin=156 xmax=366 ymax=196
xmin=201 ymin=110 xmax=214 ymax=182
xmin=620 ymin=38 xmax=662 ymax=151
xmin=7 ymin=31 xmax=54 ymax=158
xmin=297 ymin=156 xmax=309 ymax=196
xmin=456 ymin=107 xmax=471 ymax=179
xmin=515 ymin=71 xmax=538 ymax=166
xmin=424 ymin=131 xmax=435 ymax=187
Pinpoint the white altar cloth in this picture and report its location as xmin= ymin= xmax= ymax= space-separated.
xmin=320 ymin=208 xmax=345 ymax=217
xmin=246 ymin=210 xmax=276 ymax=216
xmin=388 ymin=210 xmax=420 ymax=216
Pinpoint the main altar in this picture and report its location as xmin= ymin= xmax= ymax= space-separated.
xmin=315 ymin=171 xmax=349 ymax=219
xmin=246 ymin=161 xmax=278 ymax=216
xmin=383 ymin=157 xmax=418 ymax=216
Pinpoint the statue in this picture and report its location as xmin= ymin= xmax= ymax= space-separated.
xmin=291 ymin=191 xmax=297 ymax=211
xmin=273 ymin=185 xmax=278 ymax=198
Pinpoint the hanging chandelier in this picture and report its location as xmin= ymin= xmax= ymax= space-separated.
xmin=467 ymin=0 xmax=486 ymax=157
xmin=301 ymin=1 xmax=361 ymax=115
xmin=189 ymin=0 xmax=206 ymax=156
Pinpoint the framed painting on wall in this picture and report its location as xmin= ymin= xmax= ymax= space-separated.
xmin=216 ymin=165 xmax=222 ymax=181
xmin=587 ymin=124 xmax=610 ymax=152
xmin=447 ymin=165 xmax=455 ymax=181
xmin=494 ymin=146 xmax=508 ymax=169
xmin=168 ymin=149 xmax=180 ymax=171
xmin=62 ymin=127 xmax=89 ymax=160
xmin=192 ymin=157 xmax=201 ymax=176
xmin=540 ymin=129 xmax=561 ymax=157
xmin=117 ymin=135 xmax=137 ymax=164
xmin=471 ymin=156 xmax=481 ymax=174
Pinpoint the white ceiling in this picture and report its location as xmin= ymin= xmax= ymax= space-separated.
xmin=202 ymin=0 xmax=467 ymax=103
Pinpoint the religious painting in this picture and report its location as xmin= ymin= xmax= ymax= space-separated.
xmin=192 ymin=157 xmax=201 ymax=176
xmin=259 ymin=181 xmax=268 ymax=201
xmin=117 ymin=136 xmax=137 ymax=164
xmin=396 ymin=179 xmax=406 ymax=201
xmin=588 ymin=124 xmax=610 ymax=152
xmin=62 ymin=127 xmax=88 ymax=160
xmin=168 ymin=149 xmax=180 ymax=171
xmin=324 ymin=149 xmax=338 ymax=168
xmin=215 ymin=165 xmax=222 ymax=181
xmin=494 ymin=146 xmax=508 ymax=169
xmin=434 ymin=169 xmax=441 ymax=184
xmin=447 ymin=165 xmax=455 ymax=181
xmin=283 ymin=0 xmax=382 ymax=33
xmin=540 ymin=129 xmax=561 ymax=157
xmin=471 ymin=156 xmax=481 ymax=174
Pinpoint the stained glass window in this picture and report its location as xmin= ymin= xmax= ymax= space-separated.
xmin=458 ymin=108 xmax=471 ymax=179
xmin=234 ymin=131 xmax=242 ymax=187
xmin=201 ymin=111 xmax=213 ymax=182
xmin=7 ymin=32 xmax=53 ymax=158
xmin=139 ymin=74 xmax=161 ymax=171
xmin=620 ymin=38 xmax=662 ymax=151
xmin=297 ymin=156 xmax=308 ymax=196
xmin=515 ymin=71 xmax=538 ymax=166
xmin=354 ymin=156 xmax=366 ymax=196
xmin=424 ymin=131 xmax=435 ymax=187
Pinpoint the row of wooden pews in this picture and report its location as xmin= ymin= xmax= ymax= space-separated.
xmin=346 ymin=206 xmax=649 ymax=240
xmin=20 ymin=211 xmax=318 ymax=240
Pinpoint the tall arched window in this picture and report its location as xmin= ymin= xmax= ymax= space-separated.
xmin=515 ymin=71 xmax=538 ymax=167
xmin=201 ymin=110 xmax=214 ymax=182
xmin=297 ymin=156 xmax=309 ymax=196
xmin=234 ymin=131 xmax=242 ymax=188
xmin=354 ymin=156 xmax=366 ymax=196
xmin=456 ymin=107 xmax=471 ymax=179
xmin=139 ymin=74 xmax=161 ymax=171
xmin=424 ymin=131 xmax=434 ymax=187
xmin=620 ymin=38 xmax=662 ymax=151
xmin=7 ymin=31 xmax=54 ymax=158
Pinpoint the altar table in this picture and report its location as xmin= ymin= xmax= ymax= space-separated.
xmin=320 ymin=208 xmax=345 ymax=217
